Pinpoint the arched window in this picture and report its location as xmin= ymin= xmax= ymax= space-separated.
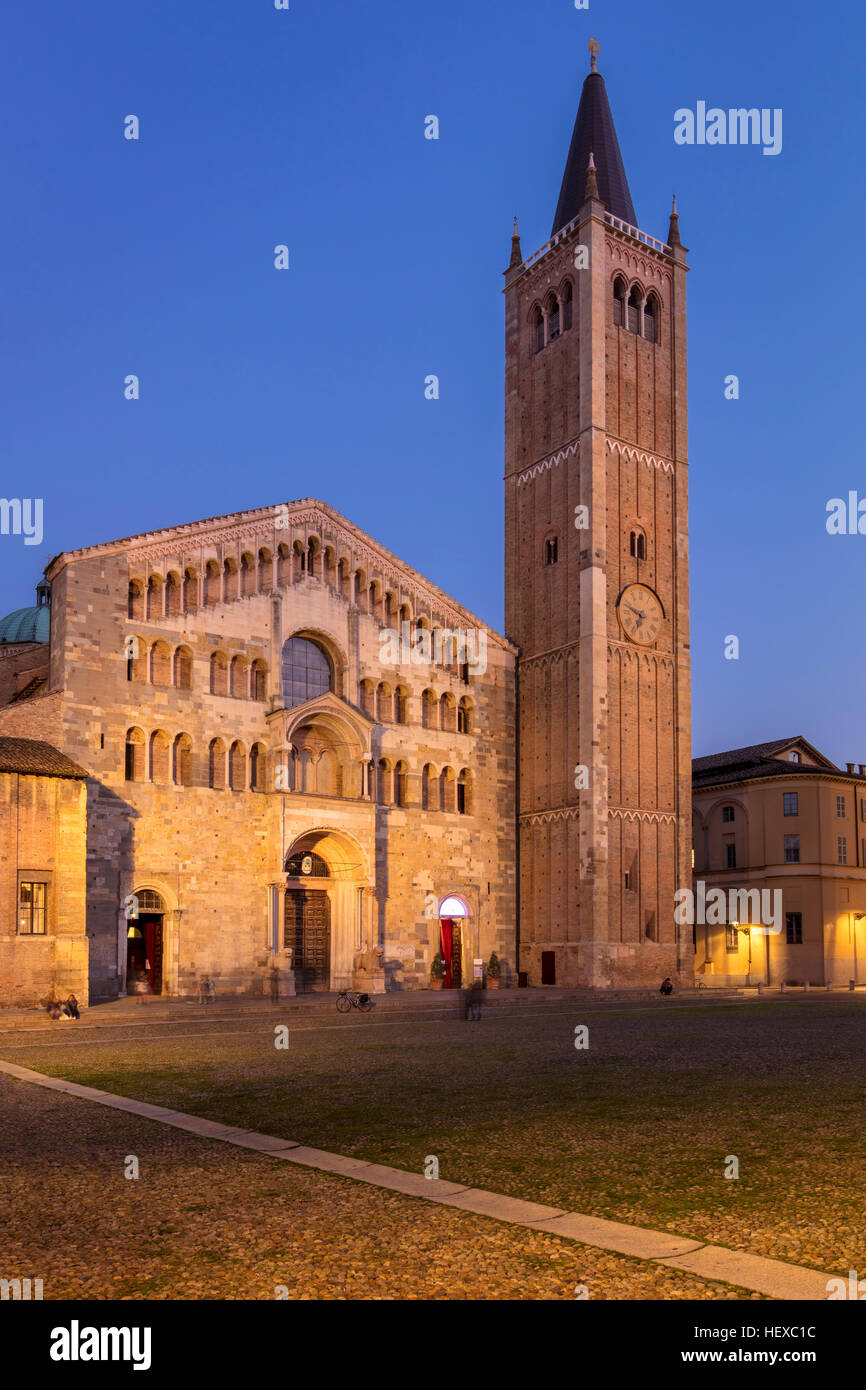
xmin=627 ymin=286 xmax=641 ymax=334
xmin=127 ymin=637 xmax=145 ymax=683
xmin=457 ymin=768 xmax=473 ymax=815
xmin=547 ymin=294 xmax=560 ymax=341
xmin=562 ymin=281 xmax=573 ymax=331
xmin=644 ymin=293 xmax=658 ymax=343
xmin=422 ymin=764 xmax=436 ymax=811
xmin=422 ymin=689 xmax=437 ymax=730
xmin=277 ymin=544 xmax=291 ymax=587
xmin=240 ymin=553 xmax=254 ymax=597
xmin=229 ymin=741 xmax=246 ymax=791
xmin=338 ymin=558 xmax=350 ymax=597
xmin=533 ymin=305 xmax=544 ymax=354
xmin=306 ymin=540 xmax=317 ymax=579
xmin=458 ymin=697 xmax=473 ymax=735
xmin=183 ymin=567 xmax=198 ymax=612
xmin=250 ymin=659 xmax=267 ymax=701
xmin=204 ymin=561 xmax=220 ymax=606
xmin=323 ymin=547 xmax=336 ymax=587
xmin=629 ymin=529 xmax=646 ymax=561
xmin=258 ymin=548 xmax=273 ymax=592
xmin=209 ymin=738 xmax=226 ymax=790
xmin=440 ymin=766 xmax=456 ymax=813
xmin=545 ymin=536 xmax=558 ymax=566
xmin=165 ymin=572 xmax=181 ymax=616
xmin=250 ymin=742 xmax=266 ymax=792
xmin=125 ymin=728 xmax=145 ymax=782
xmin=294 ymin=542 xmax=306 ymax=582
xmin=149 ymin=730 xmax=170 ymax=784
xmin=223 ymin=558 xmax=238 ymax=602
xmin=395 ymin=760 xmax=409 ymax=808
xmin=146 ymin=575 xmax=163 ymax=620
xmin=128 ymin=581 xmax=144 ymax=621
xmin=230 ymin=655 xmax=248 ymax=698
xmin=440 ymin=692 xmax=456 ymax=733
xmin=210 ymin=651 xmax=228 ymax=697
xmin=613 ymin=277 xmax=626 ymax=327
xmin=173 ymin=734 xmax=192 ymax=787
xmin=286 ymin=850 xmax=330 ymax=877
xmin=395 ymin=686 xmax=410 ymax=724
xmin=281 ymin=636 xmax=332 ymax=708
xmin=377 ymin=759 xmax=392 ymax=806
xmin=376 ymin=683 xmax=393 ymax=723
xmin=174 ymin=646 xmax=193 ymax=690
xmin=150 ymin=641 xmax=171 ymax=687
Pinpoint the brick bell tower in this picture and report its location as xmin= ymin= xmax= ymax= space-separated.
xmin=504 ymin=48 xmax=692 ymax=989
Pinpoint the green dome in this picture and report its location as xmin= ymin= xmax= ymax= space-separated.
xmin=0 ymin=606 xmax=50 ymax=645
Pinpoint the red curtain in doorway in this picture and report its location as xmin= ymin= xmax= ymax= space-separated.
xmin=440 ymin=919 xmax=453 ymax=988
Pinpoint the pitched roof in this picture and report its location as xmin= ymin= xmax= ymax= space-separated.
xmin=693 ymin=737 xmax=842 ymax=788
xmin=552 ymin=69 xmax=637 ymax=235
xmin=0 ymin=737 xmax=88 ymax=779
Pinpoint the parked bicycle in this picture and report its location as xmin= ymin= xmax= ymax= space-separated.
xmin=336 ymin=990 xmax=375 ymax=1013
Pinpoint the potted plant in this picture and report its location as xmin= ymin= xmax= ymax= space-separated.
xmin=430 ymin=952 xmax=445 ymax=990
xmin=486 ymin=951 xmax=501 ymax=989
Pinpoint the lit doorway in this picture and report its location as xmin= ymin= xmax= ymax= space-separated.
xmin=127 ymin=888 xmax=165 ymax=995
xmin=439 ymin=895 xmax=468 ymax=990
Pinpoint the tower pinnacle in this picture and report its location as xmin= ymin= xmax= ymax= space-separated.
xmin=552 ymin=59 xmax=636 ymax=234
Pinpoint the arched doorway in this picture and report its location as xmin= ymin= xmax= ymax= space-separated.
xmin=127 ymin=888 xmax=165 ymax=995
xmin=285 ymin=849 xmax=333 ymax=991
xmin=439 ymin=895 xmax=468 ymax=990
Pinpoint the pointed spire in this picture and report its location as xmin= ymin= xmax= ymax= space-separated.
xmin=552 ymin=61 xmax=637 ymax=235
xmin=584 ymin=151 xmax=599 ymax=203
xmin=668 ymin=194 xmax=682 ymax=247
xmin=508 ymin=216 xmax=522 ymax=269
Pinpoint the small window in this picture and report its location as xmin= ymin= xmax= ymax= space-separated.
xmin=836 ymin=795 xmax=847 ymax=818
xmin=838 ymin=836 xmax=848 ymax=865
xmin=545 ymin=537 xmax=558 ymax=566
xmin=784 ymin=834 xmax=800 ymax=864
xmin=786 ymin=912 xmax=803 ymax=945
xmin=18 ymin=882 xmax=47 ymax=935
xmin=533 ymin=307 xmax=544 ymax=354
xmin=783 ymin=792 xmax=798 ymax=816
xmin=724 ymin=842 xmax=736 ymax=869
xmin=548 ymin=300 xmax=560 ymax=340
xmin=789 ymin=751 xmax=801 ymax=763
xmin=627 ymin=287 xmax=641 ymax=334
xmin=562 ymin=282 xmax=573 ymax=331
xmin=629 ymin=530 xmax=646 ymax=560
xmin=643 ymin=295 xmax=658 ymax=343
xmin=721 ymin=805 xmax=735 ymax=823
xmin=725 ymin=925 xmax=739 ymax=953
xmin=613 ymin=279 xmax=626 ymax=327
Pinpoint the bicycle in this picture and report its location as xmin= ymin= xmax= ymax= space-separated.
xmin=336 ymin=990 xmax=375 ymax=1013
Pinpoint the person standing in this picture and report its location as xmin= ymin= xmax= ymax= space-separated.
xmin=269 ymin=966 xmax=280 ymax=1003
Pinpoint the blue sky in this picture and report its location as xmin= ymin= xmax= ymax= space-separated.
xmin=1 ymin=0 xmax=864 ymax=763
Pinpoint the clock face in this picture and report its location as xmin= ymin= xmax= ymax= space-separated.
xmin=617 ymin=583 xmax=665 ymax=645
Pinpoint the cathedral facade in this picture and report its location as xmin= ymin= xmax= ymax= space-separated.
xmin=0 ymin=58 xmax=694 ymax=1001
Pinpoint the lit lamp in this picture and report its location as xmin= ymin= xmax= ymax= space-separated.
xmin=127 ymin=925 xmax=143 ymax=941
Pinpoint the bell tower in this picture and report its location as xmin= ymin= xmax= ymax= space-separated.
xmin=504 ymin=51 xmax=692 ymax=988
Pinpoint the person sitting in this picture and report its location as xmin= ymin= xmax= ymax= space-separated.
xmin=659 ymin=976 xmax=673 ymax=997
xmin=65 ymin=993 xmax=81 ymax=1020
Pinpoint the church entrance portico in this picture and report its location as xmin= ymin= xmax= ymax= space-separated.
xmin=281 ymin=830 xmax=372 ymax=992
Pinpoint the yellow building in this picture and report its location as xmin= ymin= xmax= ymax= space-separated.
xmin=692 ymin=737 xmax=866 ymax=988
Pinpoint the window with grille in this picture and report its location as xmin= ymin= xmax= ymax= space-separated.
xmin=722 ymin=805 xmax=735 ymax=823
xmin=725 ymin=925 xmax=739 ymax=953
xmin=545 ymin=537 xmax=558 ymax=565
xmin=281 ymin=637 xmax=331 ymax=708
xmin=836 ymin=795 xmax=847 ymax=818
xmin=786 ymin=912 xmax=803 ymax=945
xmin=783 ymin=792 xmax=798 ymax=816
xmin=18 ymin=882 xmax=47 ymax=934
xmin=838 ymin=836 xmax=847 ymax=865
xmin=724 ymin=842 xmax=736 ymax=868
xmin=784 ymin=834 xmax=800 ymax=863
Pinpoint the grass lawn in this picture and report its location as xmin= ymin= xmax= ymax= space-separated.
xmin=6 ymin=996 xmax=864 ymax=1275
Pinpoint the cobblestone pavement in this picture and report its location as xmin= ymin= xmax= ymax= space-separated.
xmin=0 ymin=1077 xmax=763 ymax=1301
